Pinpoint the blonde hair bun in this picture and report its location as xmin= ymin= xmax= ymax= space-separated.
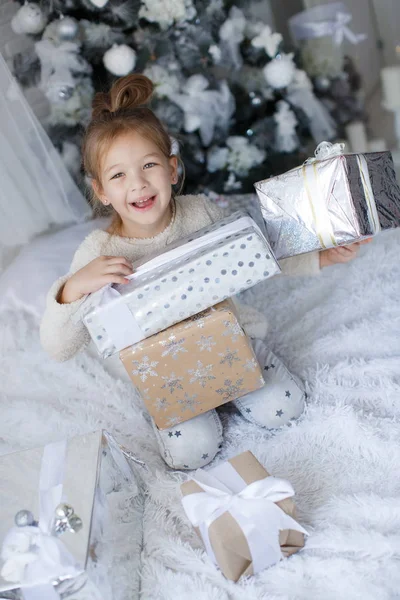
xmin=92 ymin=74 xmax=154 ymax=119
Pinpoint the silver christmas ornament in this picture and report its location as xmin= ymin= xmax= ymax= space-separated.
xmin=56 ymin=16 xmax=79 ymax=42
xmin=58 ymin=85 xmax=74 ymax=101
xmin=55 ymin=503 xmax=74 ymax=519
xmin=314 ymin=75 xmax=331 ymax=92
xmin=68 ymin=515 xmax=83 ymax=533
xmin=14 ymin=509 xmax=35 ymax=527
xmin=249 ymin=92 xmax=262 ymax=107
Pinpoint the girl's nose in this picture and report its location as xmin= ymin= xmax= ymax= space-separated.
xmin=130 ymin=171 xmax=148 ymax=191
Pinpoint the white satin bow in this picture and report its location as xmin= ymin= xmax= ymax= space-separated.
xmin=182 ymin=475 xmax=308 ymax=574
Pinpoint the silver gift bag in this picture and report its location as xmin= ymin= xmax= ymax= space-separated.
xmin=0 ymin=431 xmax=145 ymax=600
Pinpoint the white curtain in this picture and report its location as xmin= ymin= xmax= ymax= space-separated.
xmin=0 ymin=53 xmax=91 ymax=252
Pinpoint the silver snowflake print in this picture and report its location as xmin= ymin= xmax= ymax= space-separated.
xmin=160 ymin=334 xmax=188 ymax=360
xmin=196 ymin=335 xmax=216 ymax=353
xmin=131 ymin=356 xmax=159 ymax=382
xmin=154 ymin=397 xmax=171 ymax=412
xmin=184 ymin=312 xmax=207 ymax=330
xmin=188 ymin=361 xmax=216 ymax=388
xmin=177 ymin=392 xmax=202 ymax=414
xmin=222 ymin=319 xmax=244 ymax=342
xmin=243 ymin=358 xmax=258 ymax=372
xmin=216 ymin=378 xmax=245 ymax=401
xmin=161 ymin=372 xmax=184 ymax=394
xmin=165 ymin=415 xmax=182 ymax=427
xmin=218 ymin=348 xmax=240 ymax=368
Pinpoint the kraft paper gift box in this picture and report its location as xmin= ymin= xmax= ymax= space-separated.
xmin=181 ymin=450 xmax=307 ymax=582
xmin=0 ymin=431 xmax=145 ymax=600
xmin=254 ymin=144 xmax=400 ymax=260
xmin=79 ymin=211 xmax=280 ymax=358
xmin=119 ymin=301 xmax=265 ymax=430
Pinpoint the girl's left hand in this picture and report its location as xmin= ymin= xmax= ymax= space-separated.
xmin=319 ymin=238 xmax=373 ymax=269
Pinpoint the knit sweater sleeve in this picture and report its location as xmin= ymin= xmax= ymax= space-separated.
xmin=40 ymin=231 xmax=104 ymax=362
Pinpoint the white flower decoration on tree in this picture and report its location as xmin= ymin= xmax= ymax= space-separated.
xmin=274 ymin=100 xmax=299 ymax=153
xmin=139 ymin=0 xmax=196 ymax=31
xmin=263 ymin=53 xmax=296 ymax=89
xmin=219 ymin=6 xmax=246 ymax=70
xmin=143 ymin=64 xmax=180 ymax=99
xmin=225 ymin=136 xmax=266 ymax=176
xmin=251 ymin=25 xmax=283 ymax=58
xmin=207 ymin=136 xmax=266 ymax=178
xmin=208 ymin=45 xmax=222 ymax=64
xmin=170 ymin=75 xmax=235 ymax=146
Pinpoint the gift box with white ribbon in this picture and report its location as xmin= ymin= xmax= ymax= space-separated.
xmin=0 ymin=431 xmax=145 ymax=600
xmin=181 ymin=450 xmax=307 ymax=581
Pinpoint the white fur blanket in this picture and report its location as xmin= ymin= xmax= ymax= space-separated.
xmin=1 ymin=226 xmax=400 ymax=599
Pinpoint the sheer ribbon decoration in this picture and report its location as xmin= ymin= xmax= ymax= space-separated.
xmin=0 ymin=54 xmax=90 ymax=251
xmin=289 ymin=2 xmax=366 ymax=46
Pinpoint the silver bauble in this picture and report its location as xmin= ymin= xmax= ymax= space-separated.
xmin=314 ymin=75 xmax=331 ymax=92
xmin=56 ymin=16 xmax=79 ymax=41
xmin=55 ymin=503 xmax=74 ymax=519
xmin=14 ymin=509 xmax=35 ymax=527
xmin=68 ymin=515 xmax=83 ymax=533
xmin=58 ymin=85 xmax=74 ymax=101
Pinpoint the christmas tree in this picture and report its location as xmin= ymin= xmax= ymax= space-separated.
xmin=9 ymin=0 xmax=362 ymax=196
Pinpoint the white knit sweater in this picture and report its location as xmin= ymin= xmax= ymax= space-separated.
xmin=40 ymin=194 xmax=320 ymax=363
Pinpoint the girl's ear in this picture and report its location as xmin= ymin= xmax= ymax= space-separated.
xmin=169 ymin=155 xmax=178 ymax=184
xmin=92 ymin=179 xmax=109 ymax=205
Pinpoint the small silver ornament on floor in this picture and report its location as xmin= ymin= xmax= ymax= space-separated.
xmin=14 ymin=509 xmax=35 ymax=527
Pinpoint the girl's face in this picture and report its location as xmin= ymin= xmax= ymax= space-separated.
xmin=94 ymin=131 xmax=178 ymax=238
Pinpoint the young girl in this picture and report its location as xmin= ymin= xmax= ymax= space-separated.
xmin=40 ymin=74 xmax=368 ymax=470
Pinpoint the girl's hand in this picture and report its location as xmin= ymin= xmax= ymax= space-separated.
xmin=59 ymin=256 xmax=133 ymax=304
xmin=319 ymin=238 xmax=373 ymax=269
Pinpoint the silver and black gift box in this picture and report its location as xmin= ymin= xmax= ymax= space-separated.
xmin=254 ymin=147 xmax=400 ymax=260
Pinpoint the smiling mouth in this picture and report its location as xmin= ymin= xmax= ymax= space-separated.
xmin=129 ymin=195 xmax=156 ymax=211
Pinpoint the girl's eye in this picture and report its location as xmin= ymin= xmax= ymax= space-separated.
xmin=143 ymin=162 xmax=156 ymax=169
xmin=110 ymin=172 xmax=124 ymax=180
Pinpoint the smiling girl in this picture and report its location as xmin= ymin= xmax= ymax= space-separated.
xmin=40 ymin=74 xmax=367 ymax=470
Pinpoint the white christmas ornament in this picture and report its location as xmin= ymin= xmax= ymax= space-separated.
xmin=251 ymin=25 xmax=283 ymax=58
xmin=11 ymin=2 xmax=46 ymax=35
xmin=89 ymin=0 xmax=109 ymax=7
xmin=103 ymin=44 xmax=136 ymax=76
xmin=263 ymin=53 xmax=296 ymax=89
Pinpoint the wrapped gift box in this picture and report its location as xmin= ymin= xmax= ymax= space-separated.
xmin=254 ymin=146 xmax=400 ymax=260
xmin=120 ymin=301 xmax=264 ymax=429
xmin=181 ymin=450 xmax=307 ymax=582
xmin=80 ymin=211 xmax=280 ymax=358
xmin=0 ymin=431 xmax=145 ymax=600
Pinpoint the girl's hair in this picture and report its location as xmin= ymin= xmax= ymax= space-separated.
xmin=82 ymin=74 xmax=184 ymax=234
